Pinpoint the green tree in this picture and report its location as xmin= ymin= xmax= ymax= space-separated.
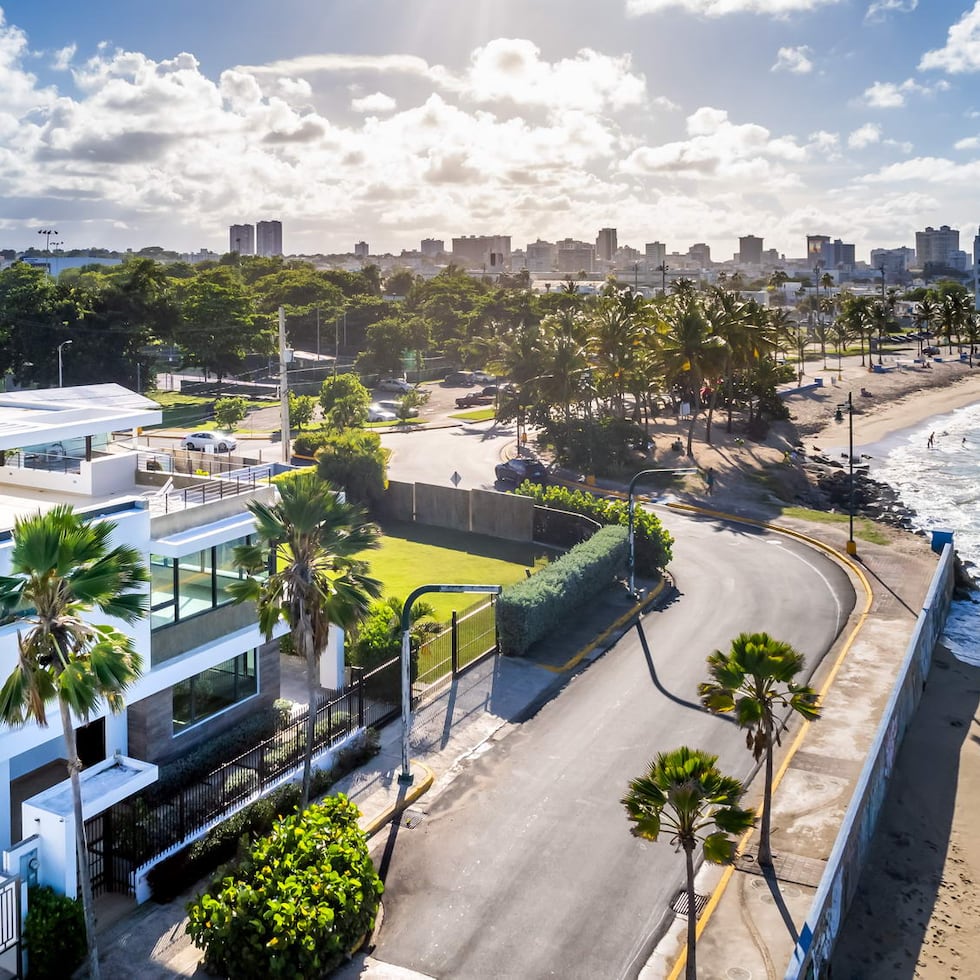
xmin=214 ymin=396 xmax=248 ymax=430
xmin=319 ymin=374 xmax=370 ymax=430
xmin=231 ymin=472 xmax=381 ymax=807
xmin=288 ymin=391 xmax=316 ymax=430
xmin=315 ymin=430 xmax=389 ymax=511
xmin=623 ymin=747 xmax=753 ymax=980
xmin=0 ymin=506 xmax=148 ymax=980
xmin=698 ymin=632 xmax=820 ymax=866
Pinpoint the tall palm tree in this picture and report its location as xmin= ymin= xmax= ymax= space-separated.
xmin=231 ymin=471 xmax=381 ymax=808
xmin=623 ymin=747 xmax=753 ymax=980
xmin=698 ymin=632 xmax=820 ymax=866
xmin=0 ymin=505 xmax=148 ymax=980
xmin=913 ymin=295 xmax=937 ymax=355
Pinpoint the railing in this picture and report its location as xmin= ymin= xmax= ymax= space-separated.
xmin=0 ymin=449 xmax=81 ymax=474
xmin=146 ymin=471 xmax=265 ymax=515
xmin=0 ymin=873 xmax=20 ymax=972
xmin=85 ymin=683 xmax=364 ymax=894
xmin=415 ymin=597 xmax=498 ymax=690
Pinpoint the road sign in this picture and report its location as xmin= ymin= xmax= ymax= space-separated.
xmin=450 ymin=470 xmax=462 ymax=486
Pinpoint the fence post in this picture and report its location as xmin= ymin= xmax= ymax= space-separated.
xmin=451 ymin=610 xmax=459 ymax=676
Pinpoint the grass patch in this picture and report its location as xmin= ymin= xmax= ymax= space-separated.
xmin=450 ymin=408 xmax=496 ymax=422
xmin=359 ymin=521 xmax=551 ymax=620
xmin=146 ymin=390 xmax=269 ymax=431
xmin=780 ymin=506 xmax=891 ymax=545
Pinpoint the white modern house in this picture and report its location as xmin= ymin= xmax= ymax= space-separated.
xmin=0 ymin=385 xmax=286 ymax=899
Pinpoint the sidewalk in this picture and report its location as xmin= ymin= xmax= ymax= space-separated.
xmin=96 ymin=508 xmax=942 ymax=979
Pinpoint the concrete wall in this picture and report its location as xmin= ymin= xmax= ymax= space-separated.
xmin=785 ymin=545 xmax=955 ymax=979
xmin=470 ymin=488 xmax=534 ymax=541
xmin=383 ymin=480 xmax=415 ymax=522
xmin=415 ymin=483 xmax=470 ymax=532
xmin=381 ymin=482 xmax=535 ymax=543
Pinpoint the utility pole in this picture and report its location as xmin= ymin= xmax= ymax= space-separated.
xmin=278 ymin=306 xmax=290 ymax=463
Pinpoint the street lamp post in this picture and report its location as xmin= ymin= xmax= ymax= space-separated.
xmin=399 ymin=584 xmax=502 ymax=784
xmin=657 ymin=262 xmax=669 ymax=296
xmin=38 ymin=228 xmax=58 ymax=252
xmin=57 ymin=340 xmax=72 ymax=388
xmin=835 ymin=392 xmax=858 ymax=556
xmin=877 ymin=264 xmax=886 ymax=365
xmin=628 ymin=469 xmax=663 ymax=597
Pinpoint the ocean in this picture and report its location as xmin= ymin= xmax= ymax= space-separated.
xmin=870 ymin=402 xmax=980 ymax=667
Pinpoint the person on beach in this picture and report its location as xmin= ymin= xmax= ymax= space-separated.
xmin=927 ymin=431 xmax=935 ymax=449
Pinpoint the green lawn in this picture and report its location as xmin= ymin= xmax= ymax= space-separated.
xmin=450 ymin=408 xmax=496 ymax=422
xmin=358 ymin=521 xmax=551 ymax=620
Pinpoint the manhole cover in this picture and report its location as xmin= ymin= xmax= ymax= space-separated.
xmin=670 ymin=889 xmax=709 ymax=919
xmin=727 ymin=969 xmax=752 ymax=980
xmin=399 ymin=808 xmax=426 ymax=829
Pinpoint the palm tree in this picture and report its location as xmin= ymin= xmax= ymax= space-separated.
xmin=623 ymin=747 xmax=753 ymax=980
xmin=231 ymin=471 xmax=381 ymax=808
xmin=0 ymin=505 xmax=148 ymax=980
xmin=698 ymin=632 xmax=820 ymax=866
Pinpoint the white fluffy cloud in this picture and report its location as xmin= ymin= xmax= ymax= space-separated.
xmin=772 ymin=46 xmax=813 ymax=73
xmin=351 ymin=91 xmax=397 ymax=113
xmin=848 ymin=123 xmax=881 ymax=148
xmin=865 ymin=0 xmax=917 ymax=22
xmin=862 ymin=77 xmax=948 ymax=108
xmin=626 ymin=0 xmax=840 ymax=15
xmin=919 ymin=2 xmax=980 ymax=73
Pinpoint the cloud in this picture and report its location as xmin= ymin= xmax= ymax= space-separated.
xmin=919 ymin=2 xmax=980 ymax=73
xmin=772 ymin=46 xmax=813 ymax=73
xmin=351 ymin=91 xmax=397 ymax=113
xmin=862 ymin=77 xmax=949 ymax=108
xmin=953 ymin=134 xmax=980 ymax=149
xmin=848 ymin=123 xmax=881 ymax=148
xmin=865 ymin=0 xmax=917 ymax=22
xmin=626 ymin=0 xmax=840 ymax=16
xmin=51 ymin=43 xmax=76 ymax=71
xmin=859 ymin=155 xmax=980 ymax=184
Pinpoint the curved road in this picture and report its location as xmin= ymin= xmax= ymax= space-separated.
xmin=367 ymin=507 xmax=854 ymax=979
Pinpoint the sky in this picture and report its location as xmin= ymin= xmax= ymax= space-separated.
xmin=2 ymin=0 xmax=980 ymax=263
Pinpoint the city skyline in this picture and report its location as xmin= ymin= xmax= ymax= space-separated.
xmin=2 ymin=2 xmax=980 ymax=258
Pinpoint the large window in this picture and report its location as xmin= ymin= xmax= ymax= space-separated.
xmin=172 ymin=649 xmax=258 ymax=733
xmin=150 ymin=535 xmax=266 ymax=630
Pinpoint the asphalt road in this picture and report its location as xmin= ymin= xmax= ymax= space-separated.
xmin=368 ymin=508 xmax=854 ymax=979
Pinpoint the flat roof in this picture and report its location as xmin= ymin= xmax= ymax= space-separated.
xmin=0 ymin=384 xmax=162 ymax=452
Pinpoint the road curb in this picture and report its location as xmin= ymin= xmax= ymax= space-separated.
xmin=361 ymin=763 xmax=435 ymax=840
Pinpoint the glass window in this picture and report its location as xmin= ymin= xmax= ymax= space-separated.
xmin=173 ymin=649 xmax=258 ymax=733
xmin=151 ymin=534 xmax=265 ymax=631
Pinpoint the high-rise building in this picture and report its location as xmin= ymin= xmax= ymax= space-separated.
xmin=974 ymin=227 xmax=980 ymax=311
xmin=596 ymin=228 xmax=617 ymax=263
xmin=688 ymin=243 xmax=711 ymax=267
xmin=738 ymin=236 xmax=763 ymax=266
xmin=420 ymin=239 xmax=444 ymax=257
xmin=870 ymin=247 xmax=915 ymax=279
xmin=451 ymin=235 xmax=511 ymax=271
xmin=556 ymin=239 xmax=595 ymax=275
xmin=806 ymin=235 xmax=830 ymax=262
xmin=645 ymin=242 xmax=666 ymax=266
xmin=229 ymin=224 xmax=254 ymax=255
xmin=354 ymin=241 xmax=369 ymax=259
xmin=525 ymin=240 xmax=556 ymax=273
xmin=256 ymin=220 xmax=283 ymax=258
xmin=915 ymin=225 xmax=960 ymax=268
xmin=809 ymin=238 xmax=856 ymax=273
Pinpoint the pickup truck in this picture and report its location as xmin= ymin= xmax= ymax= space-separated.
xmin=455 ymin=392 xmax=494 ymax=409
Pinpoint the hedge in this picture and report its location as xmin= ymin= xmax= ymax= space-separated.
xmin=23 ymin=886 xmax=86 ymax=980
xmin=497 ymin=524 xmax=628 ymax=657
xmin=515 ymin=481 xmax=673 ymax=574
xmin=186 ymin=795 xmax=383 ymax=979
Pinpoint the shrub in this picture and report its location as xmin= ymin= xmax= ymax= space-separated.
xmin=23 ymin=886 xmax=86 ymax=980
xmin=214 ymin=396 xmax=248 ymax=430
xmin=314 ymin=429 xmax=389 ymax=510
xmin=515 ymin=482 xmax=673 ymax=574
xmin=186 ymin=796 xmax=383 ymax=978
xmin=497 ymin=525 xmax=628 ymax=656
xmin=147 ymin=731 xmax=380 ymax=902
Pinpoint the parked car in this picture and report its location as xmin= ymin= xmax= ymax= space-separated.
xmin=455 ymin=392 xmax=494 ymax=409
xmin=922 ymin=345 xmax=941 ymax=356
xmin=181 ymin=431 xmax=238 ymax=453
xmin=377 ymin=377 xmax=413 ymax=393
xmin=444 ymin=371 xmax=475 ymax=387
xmin=471 ymin=371 xmax=495 ymax=384
xmin=367 ymin=403 xmax=398 ymax=422
xmin=494 ymin=457 xmax=549 ymax=486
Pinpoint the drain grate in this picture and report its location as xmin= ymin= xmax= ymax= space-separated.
xmin=399 ymin=808 xmax=426 ymax=829
xmin=670 ymin=889 xmax=709 ymax=919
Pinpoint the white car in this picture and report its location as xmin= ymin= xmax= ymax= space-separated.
xmin=377 ymin=377 xmax=413 ymax=393
xmin=181 ymin=430 xmax=238 ymax=453
xmin=367 ymin=403 xmax=398 ymax=423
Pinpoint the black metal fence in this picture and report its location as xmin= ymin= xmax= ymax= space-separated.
xmin=85 ymin=683 xmax=366 ymax=895
xmin=415 ymin=598 xmax=497 ymax=691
